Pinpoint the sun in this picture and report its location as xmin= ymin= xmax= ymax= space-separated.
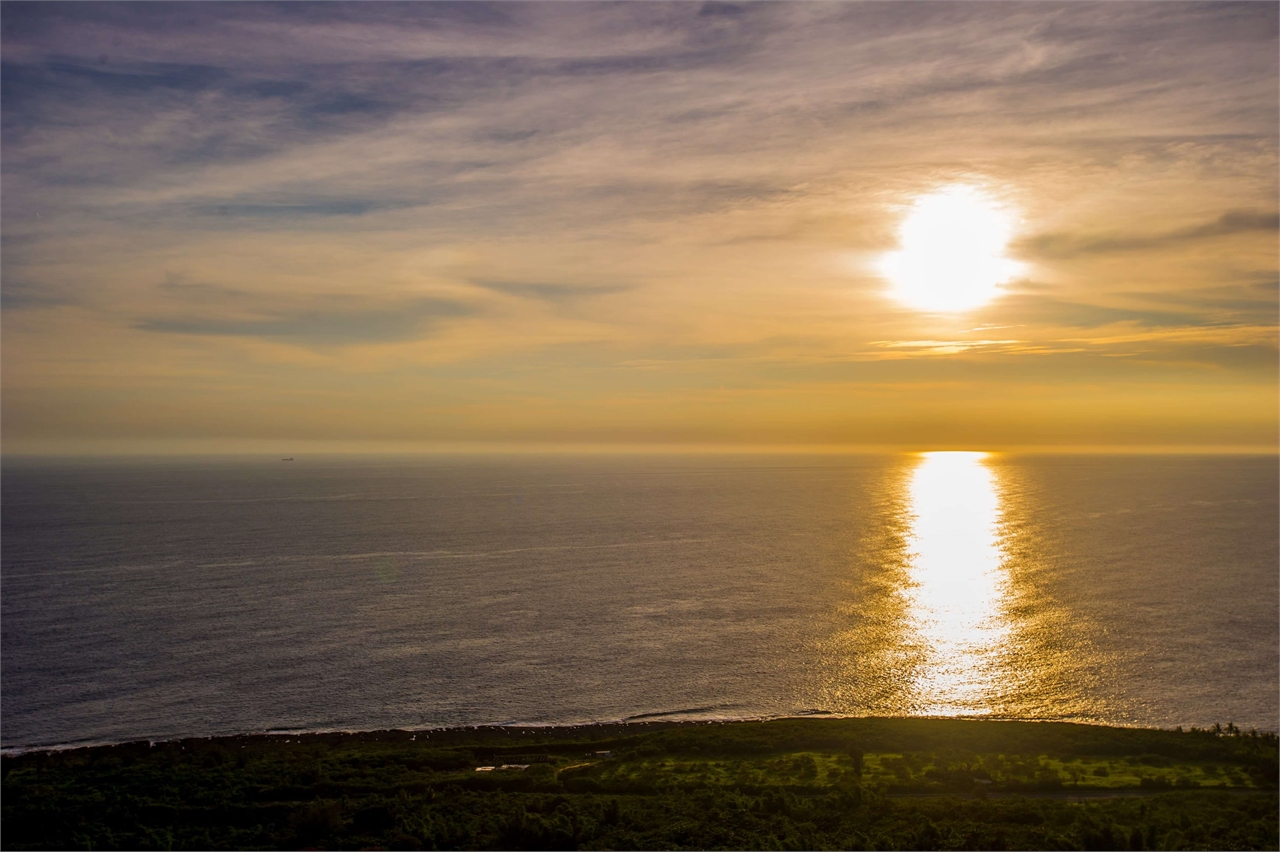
xmin=878 ymin=185 xmax=1023 ymax=312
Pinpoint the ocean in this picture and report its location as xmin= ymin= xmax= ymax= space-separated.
xmin=2 ymin=452 xmax=1276 ymax=750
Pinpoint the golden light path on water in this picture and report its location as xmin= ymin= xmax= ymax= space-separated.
xmin=813 ymin=449 xmax=1103 ymax=720
xmin=903 ymin=451 xmax=1011 ymax=716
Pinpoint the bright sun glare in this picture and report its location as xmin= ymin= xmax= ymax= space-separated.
xmin=879 ymin=186 xmax=1023 ymax=313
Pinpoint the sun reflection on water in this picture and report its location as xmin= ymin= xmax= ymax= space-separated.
xmin=812 ymin=451 xmax=1104 ymax=721
xmin=904 ymin=451 xmax=1010 ymax=715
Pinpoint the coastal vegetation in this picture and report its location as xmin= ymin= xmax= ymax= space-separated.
xmin=3 ymin=718 xmax=1276 ymax=850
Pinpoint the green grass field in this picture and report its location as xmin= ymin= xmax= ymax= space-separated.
xmin=572 ymin=749 xmax=1260 ymax=794
xmin=3 ymin=717 xmax=1276 ymax=850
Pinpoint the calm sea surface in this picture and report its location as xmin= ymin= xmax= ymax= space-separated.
xmin=2 ymin=453 xmax=1276 ymax=750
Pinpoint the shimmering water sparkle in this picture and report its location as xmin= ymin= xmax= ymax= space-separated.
xmin=904 ymin=452 xmax=1010 ymax=715
xmin=2 ymin=453 xmax=1276 ymax=749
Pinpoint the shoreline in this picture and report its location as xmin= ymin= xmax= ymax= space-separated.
xmin=4 ymin=713 xmax=1271 ymax=758
xmin=7 ymin=714 xmax=1275 ymax=850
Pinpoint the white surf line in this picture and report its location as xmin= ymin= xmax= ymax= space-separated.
xmin=8 ymin=538 xmax=718 ymax=577
xmin=114 ymin=495 xmax=421 ymax=504
xmin=296 ymin=539 xmax=718 ymax=562
xmin=185 ymin=538 xmax=717 ymax=569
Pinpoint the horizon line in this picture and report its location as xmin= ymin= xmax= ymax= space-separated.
xmin=3 ymin=440 xmax=1277 ymax=458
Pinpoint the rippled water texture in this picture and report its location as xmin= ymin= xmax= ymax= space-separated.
xmin=906 ymin=452 xmax=1010 ymax=714
xmin=2 ymin=453 xmax=1276 ymax=749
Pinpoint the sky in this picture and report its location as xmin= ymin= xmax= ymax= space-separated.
xmin=2 ymin=1 xmax=1277 ymax=454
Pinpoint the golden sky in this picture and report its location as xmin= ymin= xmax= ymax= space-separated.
xmin=2 ymin=2 xmax=1277 ymax=453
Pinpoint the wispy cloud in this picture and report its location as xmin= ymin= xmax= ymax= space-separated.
xmin=1020 ymin=209 xmax=1279 ymax=259
xmin=136 ymin=296 xmax=474 ymax=346
xmin=2 ymin=1 xmax=1276 ymax=449
xmin=471 ymin=279 xmax=633 ymax=303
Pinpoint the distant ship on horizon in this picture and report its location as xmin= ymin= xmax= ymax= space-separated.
xmin=281 ymin=457 xmax=294 ymax=461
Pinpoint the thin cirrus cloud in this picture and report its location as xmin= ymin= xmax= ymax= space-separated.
xmin=471 ymin=279 xmax=634 ymax=304
xmin=1 ymin=1 xmax=1276 ymax=451
xmin=136 ymin=296 xmax=475 ymax=347
xmin=1019 ymin=210 xmax=1280 ymax=260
